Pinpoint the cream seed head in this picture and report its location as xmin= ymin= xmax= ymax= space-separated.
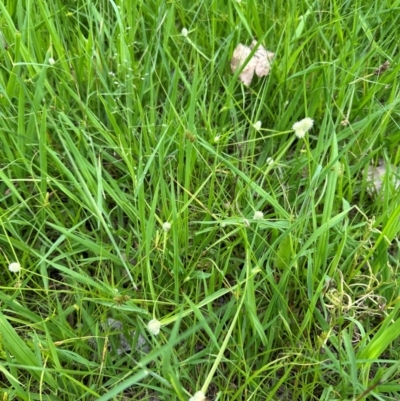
xmin=292 ymin=117 xmax=314 ymax=139
xmin=147 ymin=319 xmax=161 ymax=335
xmin=181 ymin=28 xmax=188 ymax=37
xmin=189 ymin=391 xmax=206 ymax=401
xmin=253 ymin=211 xmax=264 ymax=220
xmin=162 ymin=222 xmax=171 ymax=232
xmin=8 ymin=262 xmax=21 ymax=273
xmin=266 ymin=157 xmax=274 ymax=166
xmin=48 ymin=57 xmax=55 ymax=65
xmin=253 ymin=120 xmax=262 ymax=131
xmin=336 ymin=162 xmax=344 ymax=176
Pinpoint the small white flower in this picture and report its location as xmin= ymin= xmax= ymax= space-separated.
xmin=48 ymin=57 xmax=55 ymax=65
xmin=214 ymin=135 xmax=220 ymax=142
xmin=147 ymin=319 xmax=161 ymax=335
xmin=292 ymin=117 xmax=314 ymax=139
xmin=266 ymin=157 xmax=274 ymax=166
xmin=253 ymin=121 xmax=262 ymax=131
xmin=253 ymin=211 xmax=264 ymax=220
xmin=162 ymin=222 xmax=171 ymax=232
xmin=189 ymin=391 xmax=206 ymax=401
xmin=8 ymin=262 xmax=21 ymax=273
xmin=181 ymin=28 xmax=188 ymax=37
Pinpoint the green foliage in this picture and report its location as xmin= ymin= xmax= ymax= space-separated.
xmin=1 ymin=0 xmax=400 ymax=400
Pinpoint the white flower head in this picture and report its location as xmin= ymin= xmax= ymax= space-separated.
xmin=214 ymin=135 xmax=221 ymax=143
xmin=253 ymin=211 xmax=264 ymax=220
xmin=48 ymin=57 xmax=55 ymax=65
xmin=162 ymin=222 xmax=171 ymax=232
xmin=253 ymin=120 xmax=262 ymax=131
xmin=147 ymin=319 xmax=161 ymax=335
xmin=181 ymin=28 xmax=188 ymax=37
xmin=8 ymin=262 xmax=21 ymax=273
xmin=189 ymin=391 xmax=206 ymax=401
xmin=292 ymin=117 xmax=314 ymax=139
xmin=266 ymin=157 xmax=274 ymax=166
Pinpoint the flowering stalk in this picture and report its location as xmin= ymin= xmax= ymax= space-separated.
xmin=292 ymin=117 xmax=314 ymax=138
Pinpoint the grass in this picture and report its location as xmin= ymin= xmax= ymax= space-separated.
xmin=0 ymin=0 xmax=400 ymax=400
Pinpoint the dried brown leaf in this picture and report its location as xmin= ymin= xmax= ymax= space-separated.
xmin=367 ymin=160 xmax=400 ymax=196
xmin=230 ymin=44 xmax=256 ymax=86
xmin=250 ymin=40 xmax=275 ymax=78
xmin=230 ymin=41 xmax=274 ymax=86
xmin=374 ymin=60 xmax=390 ymax=76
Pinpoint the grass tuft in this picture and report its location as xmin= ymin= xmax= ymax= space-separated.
xmin=1 ymin=0 xmax=400 ymax=400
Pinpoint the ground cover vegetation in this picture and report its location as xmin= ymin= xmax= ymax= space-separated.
xmin=1 ymin=0 xmax=400 ymax=400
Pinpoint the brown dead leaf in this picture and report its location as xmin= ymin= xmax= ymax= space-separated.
xmin=230 ymin=41 xmax=275 ymax=86
xmin=374 ymin=60 xmax=390 ymax=76
xmin=250 ymin=40 xmax=275 ymax=78
xmin=230 ymin=44 xmax=256 ymax=86
xmin=367 ymin=160 xmax=400 ymax=196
